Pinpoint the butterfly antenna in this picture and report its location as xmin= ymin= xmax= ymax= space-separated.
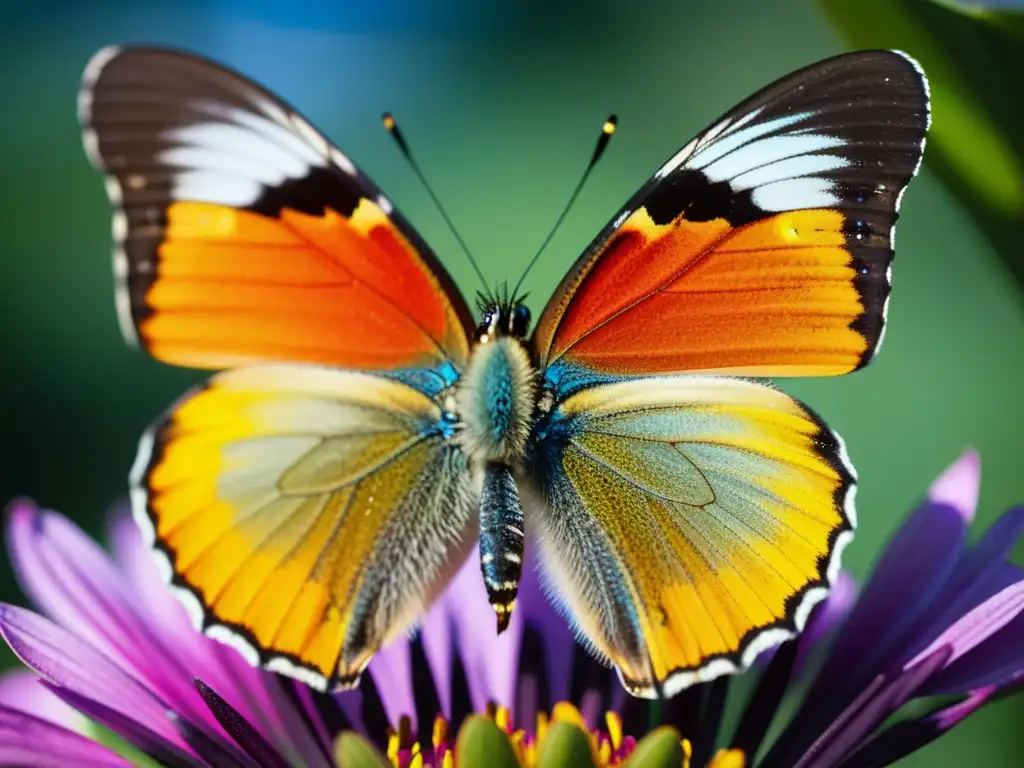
xmin=511 ymin=114 xmax=617 ymax=298
xmin=383 ymin=112 xmax=488 ymax=291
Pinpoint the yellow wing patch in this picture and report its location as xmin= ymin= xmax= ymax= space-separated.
xmin=533 ymin=376 xmax=855 ymax=698
xmin=133 ymin=364 xmax=474 ymax=690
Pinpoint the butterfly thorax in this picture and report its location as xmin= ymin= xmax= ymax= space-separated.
xmin=454 ymin=300 xmax=535 ymax=632
xmin=455 ymin=302 xmax=536 ymax=465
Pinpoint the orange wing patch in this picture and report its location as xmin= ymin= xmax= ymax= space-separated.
xmin=538 ymin=208 xmax=866 ymax=377
xmin=141 ymin=199 xmax=470 ymax=372
xmin=80 ymin=45 xmax=473 ymax=380
xmin=533 ymin=50 xmax=929 ymax=381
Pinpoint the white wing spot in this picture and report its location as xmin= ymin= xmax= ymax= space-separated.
xmin=206 ymin=624 xmax=261 ymax=667
xmin=290 ymin=114 xmax=330 ymax=157
xmin=330 ymin=147 xmax=358 ymax=176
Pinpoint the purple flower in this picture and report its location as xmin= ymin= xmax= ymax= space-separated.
xmin=0 ymin=449 xmax=1021 ymax=767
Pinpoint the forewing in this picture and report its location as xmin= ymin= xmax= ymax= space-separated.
xmin=533 ymin=50 xmax=929 ymax=383
xmin=80 ymin=46 xmax=472 ymax=386
xmin=526 ymin=377 xmax=855 ymax=697
xmin=134 ymin=364 xmax=474 ymax=690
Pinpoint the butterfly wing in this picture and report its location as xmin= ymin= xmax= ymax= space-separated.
xmin=532 ymin=50 xmax=929 ymax=385
xmin=80 ymin=46 xmax=472 ymax=388
xmin=135 ymin=364 xmax=474 ymax=690
xmin=526 ymin=376 xmax=854 ymax=697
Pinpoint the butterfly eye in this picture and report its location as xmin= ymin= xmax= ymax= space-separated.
xmin=511 ymin=305 xmax=531 ymax=337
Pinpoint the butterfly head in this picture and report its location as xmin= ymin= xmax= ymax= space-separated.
xmin=474 ymin=292 xmax=531 ymax=343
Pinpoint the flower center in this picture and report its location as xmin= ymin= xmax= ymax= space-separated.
xmin=383 ymin=702 xmax=748 ymax=767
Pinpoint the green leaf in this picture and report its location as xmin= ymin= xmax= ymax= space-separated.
xmin=536 ymin=722 xmax=597 ymax=768
xmin=333 ymin=731 xmax=391 ymax=768
xmin=454 ymin=715 xmax=522 ymax=768
xmin=624 ymin=726 xmax=685 ymax=768
xmin=817 ymin=0 xmax=1024 ymax=291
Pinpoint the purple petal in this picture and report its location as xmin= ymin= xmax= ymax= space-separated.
xmin=333 ymin=689 xmax=367 ymax=736
xmin=0 ymin=703 xmax=131 ymax=767
xmin=369 ymin=634 xmax=416 ymax=731
xmin=927 ymin=448 xmax=980 ymax=521
xmin=110 ymin=511 xmax=303 ymax=749
xmin=837 ymin=686 xmax=996 ymax=768
xmin=45 ymin=683 xmax=205 ymax=768
xmin=793 ymin=646 xmax=952 ymax=768
xmin=0 ymin=603 xmax=183 ymax=747
xmin=517 ymin=551 xmax=576 ymax=705
xmin=921 ymin=608 xmax=1024 ymax=695
xmin=107 ymin=512 xmax=194 ymax=641
xmin=109 ymin=512 xmax=329 ymax=765
xmin=419 ymin=603 xmax=453 ymax=717
xmin=0 ymin=669 xmax=84 ymax=730
xmin=905 ymin=579 xmax=1024 ymax=670
xmin=6 ymin=504 xmax=214 ymax=729
xmin=926 ymin=508 xmax=1024 ymax=630
xmin=810 ymin=451 xmax=978 ymax=695
xmin=170 ymin=710 xmax=260 ymax=768
xmin=953 ymin=506 xmax=1024 ymax=588
xmin=253 ymin=677 xmax=334 ymax=768
xmin=793 ymin=571 xmax=858 ymax=674
xmin=194 ymin=679 xmax=291 ymax=768
xmin=931 ymin=686 xmax=996 ymax=730
xmin=444 ymin=547 xmax=523 ymax=712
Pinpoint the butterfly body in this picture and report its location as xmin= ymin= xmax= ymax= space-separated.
xmin=455 ymin=299 xmax=537 ymax=628
xmin=80 ymin=46 xmax=929 ymax=698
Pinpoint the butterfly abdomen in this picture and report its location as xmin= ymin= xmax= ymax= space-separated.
xmin=456 ymin=337 xmax=536 ymax=465
xmin=479 ymin=463 xmax=524 ymax=633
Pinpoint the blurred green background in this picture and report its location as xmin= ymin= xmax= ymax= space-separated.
xmin=1 ymin=0 xmax=1023 ymax=764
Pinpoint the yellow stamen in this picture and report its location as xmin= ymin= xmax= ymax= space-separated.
xmin=432 ymin=715 xmax=448 ymax=754
xmin=496 ymin=705 xmax=512 ymax=733
xmin=551 ymin=701 xmax=586 ymax=727
xmin=535 ymin=711 xmax=549 ymax=746
xmin=709 ymin=748 xmax=747 ymax=768
xmin=605 ymin=711 xmax=623 ymax=752
xmin=386 ymin=731 xmax=399 ymax=765
xmin=408 ymin=753 xmax=423 ymax=768
xmin=441 ymin=752 xmax=454 ymax=768
xmin=682 ymin=737 xmax=693 ymax=768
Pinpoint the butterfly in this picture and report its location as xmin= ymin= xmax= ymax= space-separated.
xmin=79 ymin=45 xmax=929 ymax=698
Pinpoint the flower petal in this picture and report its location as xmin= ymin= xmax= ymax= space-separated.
xmin=44 ymin=683 xmax=205 ymax=768
xmin=791 ymin=646 xmax=952 ymax=768
xmin=0 ymin=703 xmax=131 ymax=767
xmin=369 ymin=634 xmax=416 ymax=732
xmin=518 ymin=554 xmax=577 ymax=707
xmin=110 ymin=511 xmax=321 ymax=759
xmin=0 ymin=603 xmax=182 ymax=746
xmin=194 ymin=679 xmax=291 ymax=768
xmin=810 ymin=451 xmax=978 ymax=697
xmin=905 ymin=579 xmax=1024 ymax=671
xmin=0 ymin=669 xmax=83 ymax=730
xmin=419 ymin=602 xmax=453 ymax=717
xmin=169 ymin=710 xmax=260 ymax=768
xmin=920 ymin=607 xmax=1024 ymax=695
xmin=927 ymin=448 xmax=980 ymax=520
xmin=7 ymin=504 xmax=213 ymax=729
xmin=793 ymin=571 xmax=858 ymax=674
xmin=445 ymin=549 xmax=523 ymax=712
xmin=838 ymin=686 xmax=997 ymax=768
